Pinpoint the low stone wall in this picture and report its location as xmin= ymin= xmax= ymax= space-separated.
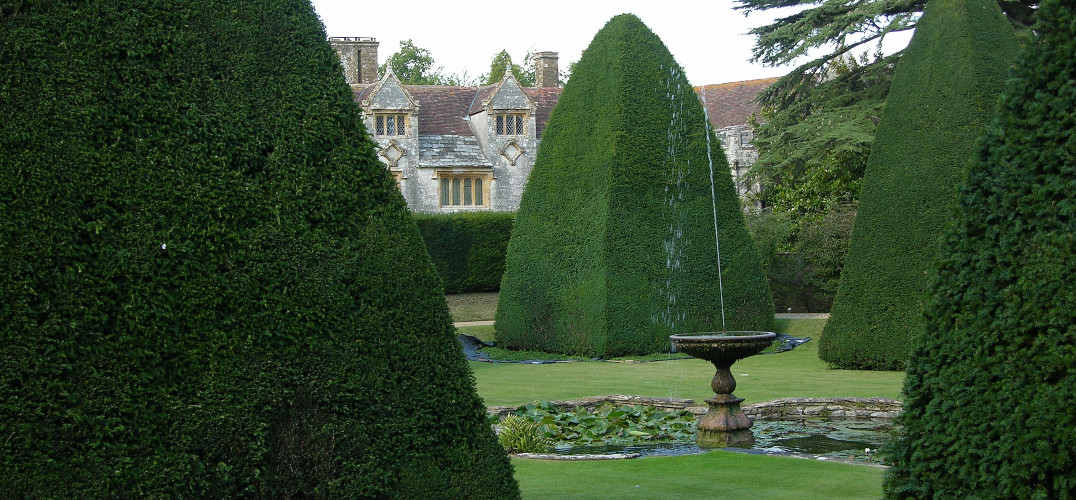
xmin=488 ymin=394 xmax=903 ymax=420
xmin=743 ymin=397 xmax=902 ymax=419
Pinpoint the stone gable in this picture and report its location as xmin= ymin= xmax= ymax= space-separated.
xmin=335 ymin=39 xmax=775 ymax=212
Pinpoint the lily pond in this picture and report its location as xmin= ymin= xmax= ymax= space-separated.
xmin=498 ymin=401 xmax=894 ymax=463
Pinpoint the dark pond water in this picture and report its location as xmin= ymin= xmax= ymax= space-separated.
xmin=551 ymin=417 xmax=895 ymax=462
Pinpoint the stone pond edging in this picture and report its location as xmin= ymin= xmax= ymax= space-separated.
xmin=488 ymin=394 xmax=903 ymax=420
xmin=744 ymin=396 xmax=902 ymax=419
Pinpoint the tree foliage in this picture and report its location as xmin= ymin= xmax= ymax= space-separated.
xmin=819 ymin=0 xmax=1020 ymax=370
xmin=481 ymin=50 xmax=536 ymax=87
xmin=0 ymin=1 xmax=518 ymax=497
xmin=379 ymin=39 xmax=469 ymax=85
xmin=886 ymin=0 xmax=1076 ymax=495
xmin=736 ymin=0 xmax=1034 ymax=108
xmin=739 ymin=0 xmax=1037 ymax=220
xmin=495 ymin=14 xmax=772 ymax=357
xmin=747 ymin=52 xmax=892 ymax=220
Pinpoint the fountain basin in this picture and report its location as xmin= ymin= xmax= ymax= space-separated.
xmin=669 ymin=332 xmax=777 ymax=363
xmin=670 ymin=332 xmax=777 ymax=447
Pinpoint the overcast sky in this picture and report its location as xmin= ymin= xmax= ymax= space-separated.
xmin=309 ymin=0 xmax=894 ymax=86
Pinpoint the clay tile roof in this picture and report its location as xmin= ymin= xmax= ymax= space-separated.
xmin=404 ymin=85 xmax=480 ymax=136
xmin=354 ymin=84 xmax=376 ymax=103
xmin=467 ymin=85 xmax=498 ymax=115
xmin=694 ymin=77 xmax=778 ymax=129
xmin=523 ymin=87 xmax=562 ymax=138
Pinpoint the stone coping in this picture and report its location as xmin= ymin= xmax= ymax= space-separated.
xmin=513 ymin=452 xmax=642 ymax=460
xmin=489 ymin=394 xmax=902 ymax=420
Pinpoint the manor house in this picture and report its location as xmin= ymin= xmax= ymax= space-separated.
xmin=330 ymin=37 xmax=772 ymax=213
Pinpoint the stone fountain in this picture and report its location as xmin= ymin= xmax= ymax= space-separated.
xmin=669 ymin=332 xmax=776 ymax=447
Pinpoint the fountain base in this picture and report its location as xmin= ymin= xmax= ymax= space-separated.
xmin=697 ymin=394 xmax=755 ymax=447
xmin=698 ymin=428 xmax=756 ymax=448
xmin=669 ymin=332 xmax=777 ymax=449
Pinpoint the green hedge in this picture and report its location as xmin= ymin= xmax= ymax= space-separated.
xmin=0 ymin=1 xmax=517 ymax=498
xmin=495 ymin=14 xmax=772 ymax=357
xmin=414 ymin=212 xmax=514 ymax=293
xmin=818 ymin=0 xmax=1019 ymax=370
xmin=885 ymin=0 xmax=1076 ymax=496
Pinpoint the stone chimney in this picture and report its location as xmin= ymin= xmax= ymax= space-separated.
xmin=533 ymin=51 xmax=559 ymax=88
xmin=329 ymin=37 xmax=379 ymax=85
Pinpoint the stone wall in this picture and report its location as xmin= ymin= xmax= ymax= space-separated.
xmin=487 ymin=394 xmax=903 ymax=420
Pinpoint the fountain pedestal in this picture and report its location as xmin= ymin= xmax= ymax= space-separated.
xmin=670 ymin=332 xmax=776 ymax=448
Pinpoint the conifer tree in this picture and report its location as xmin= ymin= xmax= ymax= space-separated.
xmin=886 ymin=0 xmax=1076 ymax=495
xmin=495 ymin=14 xmax=772 ymax=357
xmin=819 ymin=0 xmax=1019 ymax=369
xmin=0 ymin=1 xmax=518 ymax=497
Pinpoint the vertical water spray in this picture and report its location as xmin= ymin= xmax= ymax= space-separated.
xmin=700 ymin=92 xmax=728 ymax=332
xmin=657 ymin=64 xmax=689 ymax=337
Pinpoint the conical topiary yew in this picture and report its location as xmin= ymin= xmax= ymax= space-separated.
xmin=819 ymin=0 xmax=1019 ymax=370
xmin=0 ymin=1 xmax=518 ymax=497
xmin=885 ymin=0 xmax=1076 ymax=496
xmin=495 ymin=14 xmax=773 ymax=357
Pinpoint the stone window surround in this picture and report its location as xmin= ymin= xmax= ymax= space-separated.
xmin=495 ymin=113 xmax=526 ymax=136
xmin=375 ymin=113 xmax=408 ymax=136
xmin=435 ymin=169 xmax=493 ymax=209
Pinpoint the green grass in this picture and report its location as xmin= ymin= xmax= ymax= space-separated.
xmin=471 ymin=319 xmax=904 ymax=406
xmin=457 ymin=324 xmax=496 ymax=343
xmin=512 ymin=451 xmax=884 ymax=499
xmin=446 ymin=292 xmax=499 ymax=322
xmin=456 ymin=297 xmax=903 ymax=498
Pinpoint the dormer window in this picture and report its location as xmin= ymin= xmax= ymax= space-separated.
xmin=495 ymin=114 xmax=525 ymax=135
xmin=375 ymin=114 xmax=407 ymax=136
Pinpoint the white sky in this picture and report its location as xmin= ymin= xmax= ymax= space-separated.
xmin=309 ymin=0 xmax=910 ymax=86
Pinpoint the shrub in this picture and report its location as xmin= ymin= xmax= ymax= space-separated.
xmin=795 ymin=202 xmax=856 ymax=307
xmin=497 ymin=414 xmax=555 ymax=454
xmin=414 ymin=212 xmax=514 ymax=293
xmin=0 ymin=1 xmax=517 ymax=498
xmin=495 ymin=14 xmax=773 ymax=357
xmin=885 ymin=0 xmax=1076 ymax=496
xmin=819 ymin=0 xmax=1020 ymax=369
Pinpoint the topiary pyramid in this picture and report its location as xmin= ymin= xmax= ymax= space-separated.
xmin=818 ymin=0 xmax=1019 ymax=370
xmin=0 ymin=1 xmax=518 ymax=497
xmin=885 ymin=0 xmax=1076 ymax=496
xmin=494 ymin=14 xmax=772 ymax=357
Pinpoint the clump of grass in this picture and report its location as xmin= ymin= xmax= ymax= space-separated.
xmin=497 ymin=414 xmax=555 ymax=454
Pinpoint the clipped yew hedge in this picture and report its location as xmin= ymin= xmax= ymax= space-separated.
xmin=0 ymin=1 xmax=517 ymax=497
xmin=885 ymin=0 xmax=1076 ymax=496
xmin=819 ymin=0 xmax=1019 ymax=370
xmin=495 ymin=14 xmax=772 ymax=357
xmin=414 ymin=212 xmax=514 ymax=293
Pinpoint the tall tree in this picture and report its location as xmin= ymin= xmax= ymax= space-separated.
xmin=747 ymin=51 xmax=892 ymax=219
xmin=818 ymin=0 xmax=1020 ymax=370
xmin=481 ymin=50 xmax=536 ymax=86
xmin=739 ymin=0 xmax=1037 ymax=217
xmin=886 ymin=0 xmax=1076 ymax=495
xmin=379 ymin=39 xmax=467 ymax=85
xmin=0 ymin=1 xmax=518 ymax=497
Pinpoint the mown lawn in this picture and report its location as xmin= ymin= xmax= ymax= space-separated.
xmin=468 ymin=318 xmax=904 ymax=406
xmin=512 ymin=451 xmax=884 ymax=499
xmin=448 ymin=294 xmax=903 ymax=499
